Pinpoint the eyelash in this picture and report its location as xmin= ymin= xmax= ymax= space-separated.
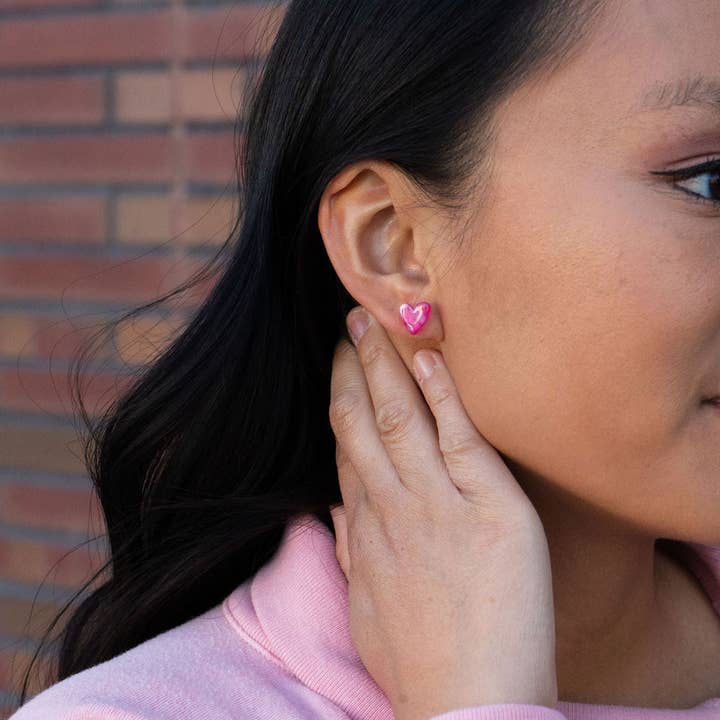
xmin=649 ymin=156 xmax=720 ymax=209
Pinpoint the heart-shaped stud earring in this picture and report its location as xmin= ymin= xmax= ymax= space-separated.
xmin=399 ymin=301 xmax=431 ymax=335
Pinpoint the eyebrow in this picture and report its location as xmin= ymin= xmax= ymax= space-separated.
xmin=632 ymin=74 xmax=720 ymax=117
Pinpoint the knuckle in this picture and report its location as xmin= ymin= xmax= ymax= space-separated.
xmin=334 ymin=440 xmax=346 ymax=465
xmin=361 ymin=340 xmax=389 ymax=370
xmin=331 ymin=338 xmax=354 ymax=370
xmin=375 ymin=398 xmax=414 ymax=444
xmin=439 ymin=429 xmax=479 ymax=460
xmin=329 ymin=390 xmax=363 ymax=437
xmin=364 ymin=482 xmax=393 ymax=514
xmin=334 ymin=336 xmax=355 ymax=358
xmin=427 ymin=380 xmax=455 ymax=408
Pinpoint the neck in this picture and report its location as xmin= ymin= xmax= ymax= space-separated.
xmin=502 ymin=456 xmax=681 ymax=705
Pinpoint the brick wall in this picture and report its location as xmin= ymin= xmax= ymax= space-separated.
xmin=0 ymin=0 xmax=284 ymax=713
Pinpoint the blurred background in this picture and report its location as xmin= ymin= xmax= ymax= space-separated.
xmin=0 ymin=0 xmax=284 ymax=712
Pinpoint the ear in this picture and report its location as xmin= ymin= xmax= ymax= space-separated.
xmin=317 ymin=160 xmax=444 ymax=345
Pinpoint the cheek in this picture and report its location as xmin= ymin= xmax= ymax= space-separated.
xmin=445 ymin=253 xmax=720 ymax=539
xmin=445 ymin=180 xmax=714 ymax=496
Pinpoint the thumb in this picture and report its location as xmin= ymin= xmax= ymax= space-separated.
xmin=329 ymin=503 xmax=349 ymax=581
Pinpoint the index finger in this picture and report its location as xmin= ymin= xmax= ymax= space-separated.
xmin=412 ymin=348 xmax=522 ymax=503
xmin=344 ymin=307 xmax=452 ymax=500
xmin=329 ymin=338 xmax=401 ymax=506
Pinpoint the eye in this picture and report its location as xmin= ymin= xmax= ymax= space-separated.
xmin=649 ymin=156 xmax=720 ymax=209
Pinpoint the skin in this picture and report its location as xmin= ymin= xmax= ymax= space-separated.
xmin=318 ymin=0 xmax=720 ymax=709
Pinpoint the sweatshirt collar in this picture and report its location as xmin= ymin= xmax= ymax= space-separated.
xmin=224 ymin=512 xmax=720 ymax=719
xmin=224 ymin=512 xmax=394 ymax=720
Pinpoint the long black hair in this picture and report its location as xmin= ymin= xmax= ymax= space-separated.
xmin=14 ymin=0 xmax=609 ymax=708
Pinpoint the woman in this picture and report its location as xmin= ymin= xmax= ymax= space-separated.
xmin=9 ymin=0 xmax=720 ymax=717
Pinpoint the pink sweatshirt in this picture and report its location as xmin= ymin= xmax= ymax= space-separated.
xmin=8 ymin=512 xmax=720 ymax=720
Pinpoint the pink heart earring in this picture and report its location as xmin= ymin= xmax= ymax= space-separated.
xmin=399 ymin=301 xmax=431 ymax=335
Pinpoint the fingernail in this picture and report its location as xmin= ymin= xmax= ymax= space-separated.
xmin=413 ymin=350 xmax=438 ymax=381
xmin=347 ymin=307 xmax=370 ymax=345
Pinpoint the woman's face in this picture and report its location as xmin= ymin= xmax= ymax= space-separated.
xmin=442 ymin=0 xmax=720 ymax=545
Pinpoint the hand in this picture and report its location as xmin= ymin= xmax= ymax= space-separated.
xmin=328 ymin=307 xmax=558 ymax=720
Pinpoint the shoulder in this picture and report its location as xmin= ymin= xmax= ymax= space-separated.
xmin=7 ymin=601 xmax=344 ymax=720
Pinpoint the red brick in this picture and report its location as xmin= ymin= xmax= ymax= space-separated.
xmin=0 ymin=0 xmax=99 ymax=7
xmin=0 ymin=253 xmax=212 ymax=303
xmin=0 ymin=595 xmax=66 ymax=642
xmin=0 ymin=483 xmax=103 ymax=536
xmin=0 ymin=646 xmax=47 ymax=701
xmin=0 ymin=10 xmax=173 ymax=69
xmin=114 ymin=71 xmax=171 ymax=125
xmin=115 ymin=193 xmax=236 ymax=246
xmin=0 ymin=535 xmax=108 ymax=588
xmin=115 ymin=68 xmax=245 ymax=124
xmin=0 ymin=5 xmax=284 ymax=72
xmin=114 ymin=312 xmax=187 ymax=366
xmin=0 ymin=76 xmax=104 ymax=126
xmin=0 ymin=312 xmax=116 ymax=362
xmin=181 ymin=67 xmax=246 ymax=122
xmin=182 ymin=3 xmax=286 ymax=62
xmin=0 ymin=425 xmax=85 ymax=475
xmin=115 ymin=194 xmax=173 ymax=243
xmin=186 ymin=130 xmax=238 ymax=183
xmin=0 ymin=314 xmax=39 ymax=358
xmin=0 ymin=365 xmax=133 ymax=416
xmin=0 ymin=133 xmax=172 ymax=184
xmin=0 ymin=197 xmax=106 ymax=243
xmin=178 ymin=194 xmax=238 ymax=246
